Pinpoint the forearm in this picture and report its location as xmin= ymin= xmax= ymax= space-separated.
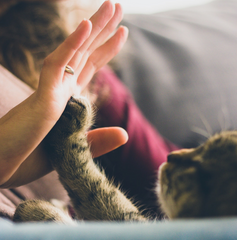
xmin=0 ymin=92 xmax=57 ymax=186
xmin=0 ymin=143 xmax=53 ymax=188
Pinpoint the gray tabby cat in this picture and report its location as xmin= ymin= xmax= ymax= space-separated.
xmin=158 ymin=131 xmax=237 ymax=218
xmin=13 ymin=97 xmax=237 ymax=223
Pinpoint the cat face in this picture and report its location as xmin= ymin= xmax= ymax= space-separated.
xmin=158 ymin=131 xmax=237 ymax=219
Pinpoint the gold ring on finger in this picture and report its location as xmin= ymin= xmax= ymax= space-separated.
xmin=65 ymin=65 xmax=75 ymax=75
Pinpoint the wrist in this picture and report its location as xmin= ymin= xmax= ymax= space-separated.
xmin=31 ymin=89 xmax=67 ymax=123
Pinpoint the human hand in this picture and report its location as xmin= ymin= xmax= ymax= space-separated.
xmin=0 ymin=1 xmax=129 ymax=188
xmin=35 ymin=0 xmax=128 ymax=122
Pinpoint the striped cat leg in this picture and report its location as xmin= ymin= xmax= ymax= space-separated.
xmin=45 ymin=97 xmax=146 ymax=221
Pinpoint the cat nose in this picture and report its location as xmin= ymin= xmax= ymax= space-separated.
xmin=167 ymin=149 xmax=193 ymax=163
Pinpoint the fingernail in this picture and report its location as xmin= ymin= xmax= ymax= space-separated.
xmin=76 ymin=19 xmax=88 ymax=31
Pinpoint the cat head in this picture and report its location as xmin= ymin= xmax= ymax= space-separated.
xmin=158 ymin=131 xmax=237 ymax=219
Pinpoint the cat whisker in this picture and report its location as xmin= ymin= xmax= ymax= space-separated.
xmin=191 ymin=126 xmax=210 ymax=139
xmin=218 ymin=94 xmax=231 ymax=132
xmin=198 ymin=113 xmax=213 ymax=138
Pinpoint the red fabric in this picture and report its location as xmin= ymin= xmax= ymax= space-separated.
xmin=94 ymin=66 xmax=178 ymax=217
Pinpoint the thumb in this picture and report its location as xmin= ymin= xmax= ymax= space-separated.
xmin=87 ymin=127 xmax=128 ymax=158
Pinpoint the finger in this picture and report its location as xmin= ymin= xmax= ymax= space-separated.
xmin=39 ymin=19 xmax=92 ymax=88
xmin=67 ymin=0 xmax=115 ymax=70
xmin=88 ymin=3 xmax=123 ymax=54
xmin=87 ymin=127 xmax=128 ymax=158
xmin=76 ymin=26 xmax=129 ymax=90
xmin=89 ymin=26 xmax=129 ymax=71
xmin=44 ymin=20 xmax=92 ymax=71
xmin=80 ymin=0 xmax=115 ymax=53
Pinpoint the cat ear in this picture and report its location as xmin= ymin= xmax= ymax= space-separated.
xmin=167 ymin=149 xmax=194 ymax=163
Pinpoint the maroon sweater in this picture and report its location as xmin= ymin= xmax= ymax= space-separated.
xmin=93 ymin=66 xmax=178 ymax=217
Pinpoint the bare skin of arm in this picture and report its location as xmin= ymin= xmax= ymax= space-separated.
xmin=0 ymin=1 xmax=129 ymax=188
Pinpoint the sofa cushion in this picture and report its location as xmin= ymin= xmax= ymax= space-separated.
xmin=1 ymin=217 xmax=237 ymax=240
xmin=114 ymin=0 xmax=237 ymax=148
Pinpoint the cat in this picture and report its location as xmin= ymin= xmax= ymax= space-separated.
xmin=158 ymin=131 xmax=237 ymax=219
xmin=13 ymin=96 xmax=237 ymax=223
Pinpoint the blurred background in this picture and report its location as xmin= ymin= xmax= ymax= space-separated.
xmin=78 ymin=0 xmax=214 ymax=13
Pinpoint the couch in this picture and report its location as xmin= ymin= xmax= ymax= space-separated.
xmin=1 ymin=217 xmax=237 ymax=240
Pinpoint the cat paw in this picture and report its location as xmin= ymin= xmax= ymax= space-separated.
xmin=44 ymin=96 xmax=93 ymax=173
xmin=13 ymin=200 xmax=74 ymax=224
xmin=62 ymin=96 xmax=93 ymax=134
xmin=46 ymin=96 xmax=93 ymax=142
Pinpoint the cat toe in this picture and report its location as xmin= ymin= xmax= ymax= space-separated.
xmin=63 ymin=96 xmax=93 ymax=133
xmin=47 ymin=96 xmax=93 ymax=142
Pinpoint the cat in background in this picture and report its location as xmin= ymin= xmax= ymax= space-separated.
xmin=13 ymin=97 xmax=237 ymax=222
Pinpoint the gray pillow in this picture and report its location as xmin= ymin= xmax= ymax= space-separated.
xmin=114 ymin=0 xmax=237 ymax=148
